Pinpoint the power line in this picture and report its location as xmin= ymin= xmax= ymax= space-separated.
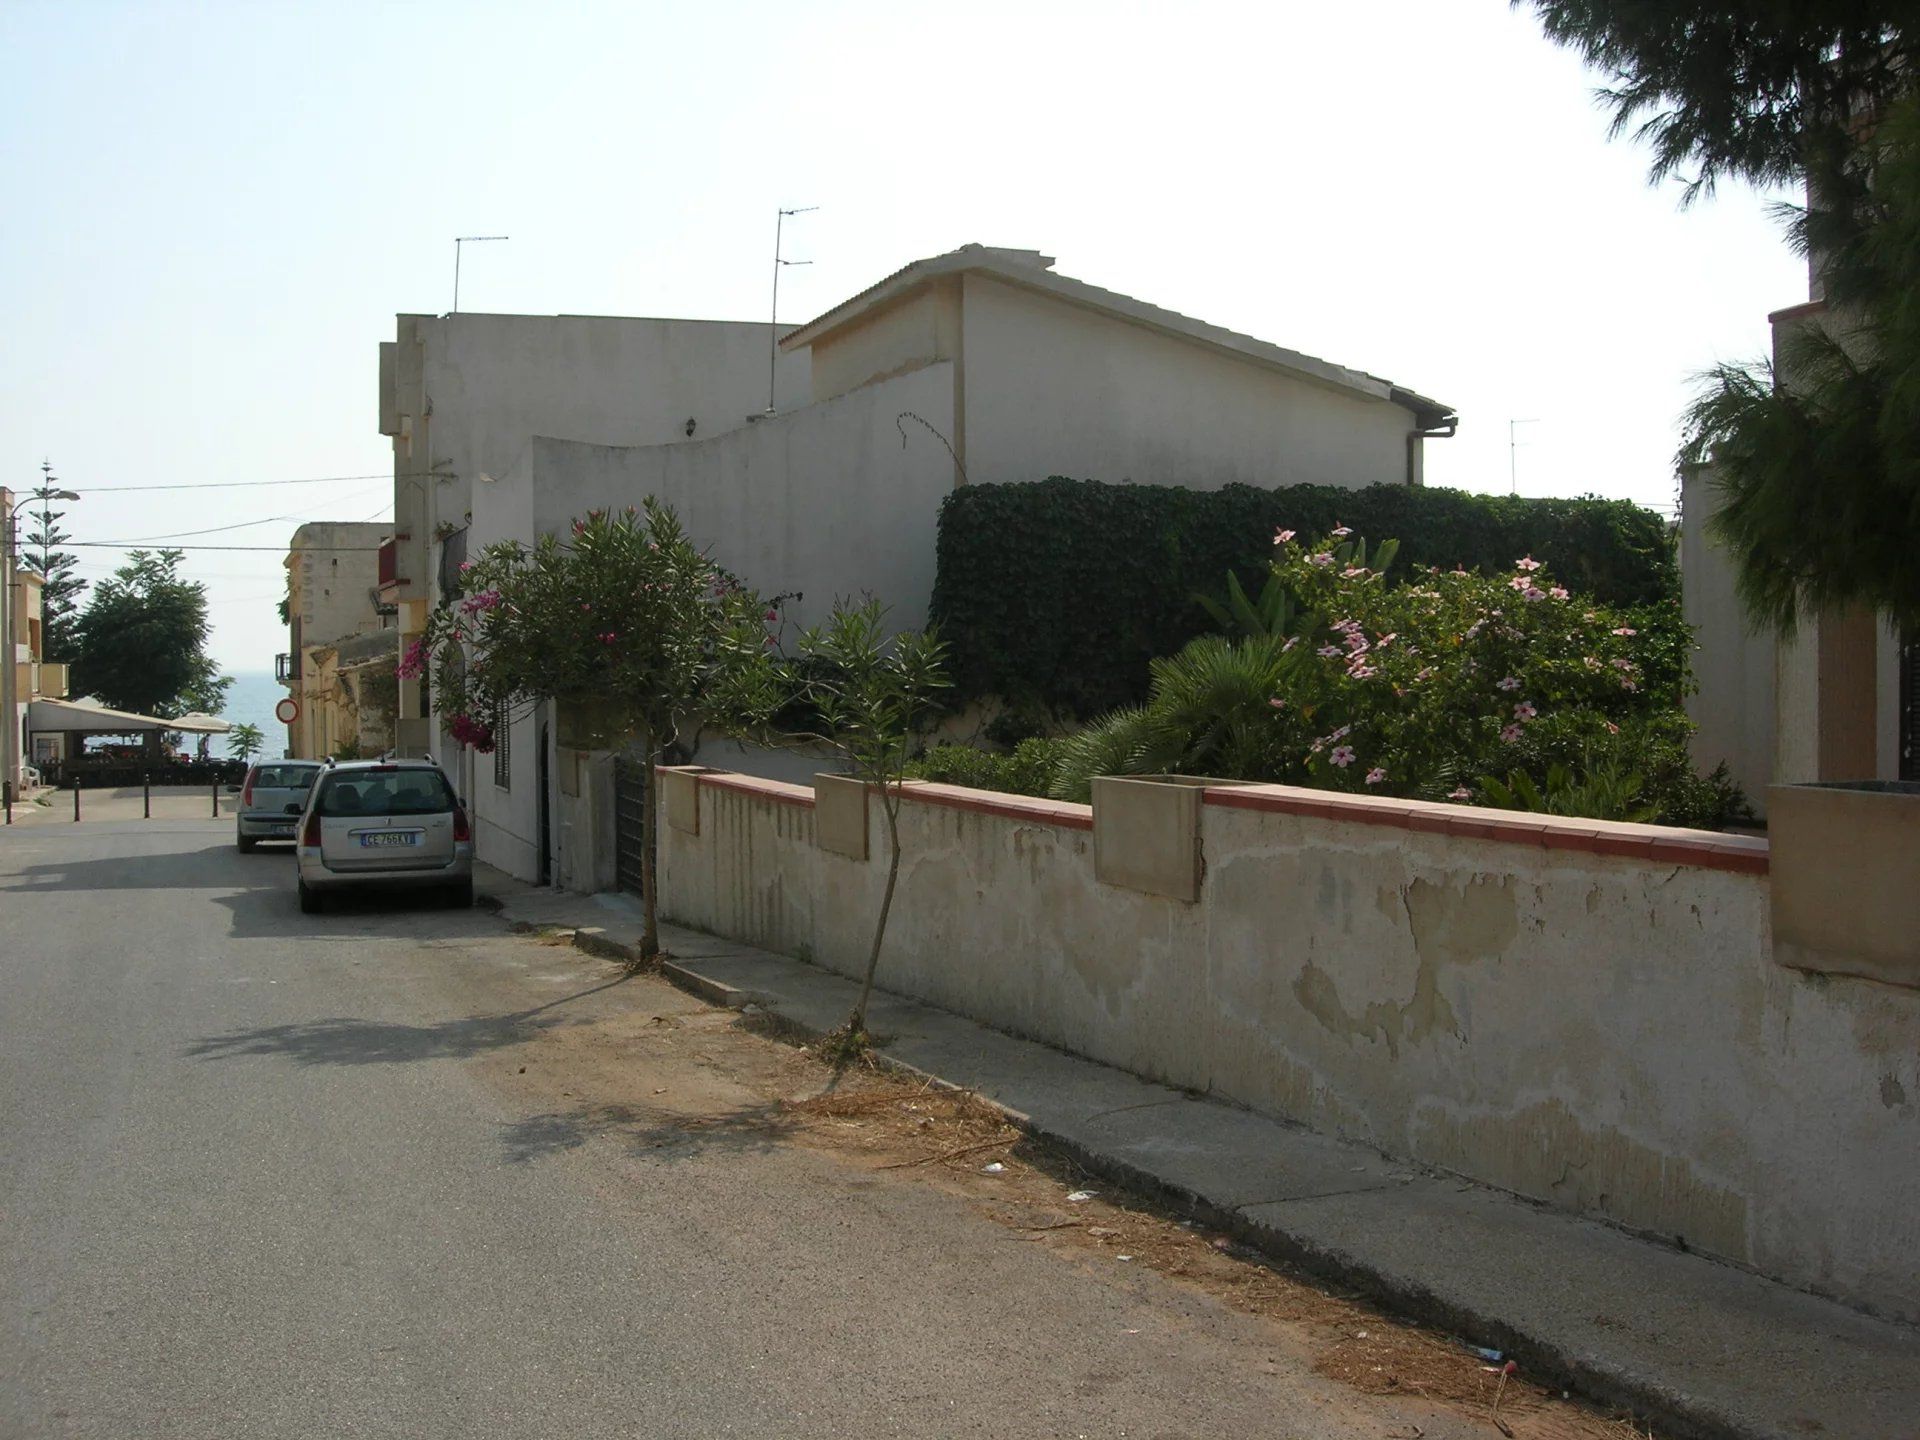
xmin=90 ymin=485 xmax=388 ymax=544
xmin=70 ymin=543 xmax=387 ymax=552
xmin=68 ymin=471 xmax=436 ymax=495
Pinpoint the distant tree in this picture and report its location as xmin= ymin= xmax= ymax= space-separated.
xmin=1525 ymin=2 xmax=1920 ymax=631
xmin=227 ymin=722 xmax=265 ymax=763
xmin=21 ymin=466 xmax=86 ymax=660
xmin=70 ymin=550 xmax=231 ymax=717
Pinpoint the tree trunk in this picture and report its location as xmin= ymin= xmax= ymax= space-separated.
xmin=849 ymin=783 xmax=901 ymax=1035
xmin=639 ymin=725 xmax=660 ymax=958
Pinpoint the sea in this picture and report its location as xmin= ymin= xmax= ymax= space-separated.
xmin=218 ymin=671 xmax=290 ymax=760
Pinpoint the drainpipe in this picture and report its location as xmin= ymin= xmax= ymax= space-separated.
xmin=1394 ymin=389 xmax=1457 ymax=487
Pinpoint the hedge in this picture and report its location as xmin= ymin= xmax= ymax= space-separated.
xmin=929 ymin=478 xmax=1678 ymax=719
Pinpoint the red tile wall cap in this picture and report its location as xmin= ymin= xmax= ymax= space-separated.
xmin=896 ymin=779 xmax=1095 ymax=831
xmin=1203 ymin=782 xmax=1768 ymax=875
xmin=675 ymin=768 xmax=817 ymax=809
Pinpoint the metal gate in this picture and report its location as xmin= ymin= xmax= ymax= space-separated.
xmin=614 ymin=758 xmax=647 ymax=897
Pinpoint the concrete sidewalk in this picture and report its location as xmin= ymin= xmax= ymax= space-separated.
xmin=475 ymin=867 xmax=1920 ymax=1440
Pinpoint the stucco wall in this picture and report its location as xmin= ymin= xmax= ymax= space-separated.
xmin=807 ymin=280 xmax=961 ymax=404
xmin=958 ymin=274 xmax=1417 ymax=490
xmin=658 ymin=771 xmax=1919 ymax=1321
xmin=287 ymin=522 xmax=388 ymax=650
xmin=1678 ymin=466 xmax=1776 ymax=809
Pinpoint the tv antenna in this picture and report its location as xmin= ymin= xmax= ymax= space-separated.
xmin=768 ymin=206 xmax=817 ymax=413
xmin=1509 ymin=417 xmax=1539 ymax=495
xmin=453 ymin=235 xmax=509 ymax=314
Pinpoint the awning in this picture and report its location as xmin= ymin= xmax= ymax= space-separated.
xmin=26 ymin=698 xmax=234 ymax=735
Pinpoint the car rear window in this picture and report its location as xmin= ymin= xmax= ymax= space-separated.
xmin=254 ymin=765 xmax=318 ymax=789
xmin=315 ymin=770 xmax=456 ymax=818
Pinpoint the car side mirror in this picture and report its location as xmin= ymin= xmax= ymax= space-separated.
xmin=284 ymin=803 xmax=303 ymax=815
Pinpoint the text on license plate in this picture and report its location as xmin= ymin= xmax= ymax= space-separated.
xmin=360 ymin=832 xmax=420 ymax=849
xmin=270 ymin=825 xmax=295 ymax=837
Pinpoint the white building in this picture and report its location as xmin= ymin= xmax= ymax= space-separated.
xmin=452 ymin=244 xmax=1453 ymax=888
xmin=377 ymin=310 xmax=811 ymax=879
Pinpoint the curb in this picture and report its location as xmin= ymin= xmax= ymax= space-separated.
xmin=530 ymin=912 xmax=1758 ymax=1440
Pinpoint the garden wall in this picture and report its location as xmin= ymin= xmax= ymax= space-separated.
xmin=656 ymin=767 xmax=1920 ymax=1322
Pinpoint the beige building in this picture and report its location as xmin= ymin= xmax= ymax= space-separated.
xmin=279 ymin=521 xmax=395 ymax=760
xmin=3 ymin=489 xmax=71 ymax=794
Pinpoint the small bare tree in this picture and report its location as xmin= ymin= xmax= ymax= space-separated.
xmin=783 ymin=598 xmax=949 ymax=1044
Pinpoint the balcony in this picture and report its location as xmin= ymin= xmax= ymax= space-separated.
xmin=275 ymin=652 xmax=299 ymax=683
xmin=377 ymin=536 xmax=400 ymax=590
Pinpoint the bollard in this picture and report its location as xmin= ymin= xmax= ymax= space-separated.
xmin=211 ymin=777 xmax=219 ymax=820
xmin=144 ymin=773 xmax=151 ymax=819
xmin=3 ymin=780 xmax=11 ymax=826
xmin=73 ymin=776 xmax=81 ymax=822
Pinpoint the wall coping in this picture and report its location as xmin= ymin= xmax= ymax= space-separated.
xmin=663 ymin=765 xmax=1767 ymax=874
xmin=1204 ymin=783 xmax=1770 ymax=875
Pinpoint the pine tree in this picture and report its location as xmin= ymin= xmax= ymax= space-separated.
xmin=23 ymin=462 xmax=86 ymax=661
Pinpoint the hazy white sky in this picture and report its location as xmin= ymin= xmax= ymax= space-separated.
xmin=0 ymin=0 xmax=1805 ymax=673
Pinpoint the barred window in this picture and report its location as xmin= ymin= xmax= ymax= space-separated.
xmin=493 ymin=701 xmax=511 ymax=789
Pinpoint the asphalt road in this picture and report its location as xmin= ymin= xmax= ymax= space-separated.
xmin=0 ymin=808 xmax=1471 ymax=1439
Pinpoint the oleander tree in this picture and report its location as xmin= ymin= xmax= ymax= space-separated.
xmin=414 ymin=501 xmax=781 ymax=959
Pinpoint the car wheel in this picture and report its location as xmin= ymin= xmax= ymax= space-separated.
xmin=445 ymin=880 xmax=474 ymax=909
xmin=237 ymin=834 xmax=256 ymax=854
xmin=298 ymin=879 xmax=323 ymax=914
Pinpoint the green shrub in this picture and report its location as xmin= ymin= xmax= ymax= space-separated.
xmin=931 ymin=478 xmax=1677 ymax=718
xmin=1046 ymin=529 xmax=1750 ymax=828
xmin=909 ymin=737 xmax=1063 ymax=796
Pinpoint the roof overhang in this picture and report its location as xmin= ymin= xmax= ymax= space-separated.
xmin=780 ymin=243 xmax=1454 ymax=422
xmin=26 ymin=698 xmax=231 ymax=734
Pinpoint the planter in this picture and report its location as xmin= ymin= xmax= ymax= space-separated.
xmin=1769 ymin=780 xmax=1920 ymax=989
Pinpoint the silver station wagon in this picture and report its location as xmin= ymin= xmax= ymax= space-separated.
xmin=236 ymin=760 xmax=324 ymax=851
xmin=293 ymin=759 xmax=474 ymax=913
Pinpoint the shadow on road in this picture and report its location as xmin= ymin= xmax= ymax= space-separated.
xmin=0 ymin=832 xmax=242 ymax=892
xmin=185 ymin=973 xmax=636 ymax=1067
xmin=498 ymin=1099 xmax=797 ymax=1167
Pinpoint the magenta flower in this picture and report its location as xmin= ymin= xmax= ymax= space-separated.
xmin=1330 ymin=745 xmax=1357 ymax=767
xmin=1513 ymin=700 xmax=1537 ymax=720
xmin=1515 ymin=556 xmax=1542 ymax=572
xmin=458 ymin=560 xmax=474 ymax=572
xmin=765 ymin=609 xmax=778 ymax=621
xmin=1496 ymin=676 xmax=1521 ymax=691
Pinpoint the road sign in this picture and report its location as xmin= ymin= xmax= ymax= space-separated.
xmin=275 ymin=698 xmax=299 ymax=725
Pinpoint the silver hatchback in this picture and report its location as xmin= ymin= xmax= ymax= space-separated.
xmin=237 ymin=760 xmax=324 ymax=851
xmin=294 ymin=760 xmax=474 ymax=913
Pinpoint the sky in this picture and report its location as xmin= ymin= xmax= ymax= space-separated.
xmin=0 ymin=0 xmax=1807 ymax=676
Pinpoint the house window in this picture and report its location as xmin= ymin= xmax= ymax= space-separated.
xmin=1901 ymin=632 xmax=1919 ymax=783
xmin=493 ymin=700 xmax=511 ymax=790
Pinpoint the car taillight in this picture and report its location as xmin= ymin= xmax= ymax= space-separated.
xmin=301 ymin=810 xmax=322 ymax=848
xmin=241 ymin=768 xmax=256 ymax=806
xmin=452 ymin=803 xmax=471 ymax=842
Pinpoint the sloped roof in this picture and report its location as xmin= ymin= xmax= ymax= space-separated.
xmin=27 ymin=697 xmax=231 ymax=734
xmin=780 ymin=244 xmax=1454 ymax=426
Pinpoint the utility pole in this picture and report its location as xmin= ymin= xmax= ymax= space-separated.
xmin=452 ymin=235 xmax=508 ymax=315
xmin=768 ymin=206 xmax=817 ymax=413
xmin=1 ymin=484 xmax=17 ymax=801
xmin=1509 ymin=418 xmax=1539 ymax=495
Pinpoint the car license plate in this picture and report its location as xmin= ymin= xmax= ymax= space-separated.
xmin=360 ymin=832 xmax=420 ymax=849
xmin=270 ymin=825 xmax=295 ymax=837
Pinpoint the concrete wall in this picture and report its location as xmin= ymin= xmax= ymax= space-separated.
xmin=807 ymin=280 xmax=962 ymax=404
xmin=1678 ymin=467 xmax=1776 ymax=810
xmin=658 ymin=771 xmax=1919 ymax=1321
xmin=463 ymin=363 xmax=956 ymax=882
xmin=287 ymin=522 xmax=389 ymax=652
xmin=958 ymin=274 xmax=1417 ymax=490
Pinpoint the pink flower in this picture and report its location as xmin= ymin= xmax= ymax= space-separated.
xmin=1496 ymin=676 xmax=1521 ymax=691
xmin=1413 ymin=667 xmax=1434 ymax=682
xmin=1364 ymin=767 xmax=1387 ymax=786
xmin=1611 ymin=626 xmax=1637 ymax=637
xmin=1329 ymin=725 xmax=1352 ymax=741
xmin=1515 ymin=556 xmax=1542 ymax=572
xmin=1523 ymin=586 xmax=1547 ymax=602
xmin=599 ymin=631 xmax=619 ymax=644
xmin=1331 ymin=525 xmax=1352 ymax=537
xmin=1610 ymin=658 xmax=1634 ymax=671
xmin=1330 ymin=745 xmax=1357 ymax=768
xmin=1309 ymin=553 xmax=1335 ymax=567
xmin=1448 ymin=786 xmax=1472 ymax=800
xmin=1585 ymin=656 xmax=1602 ymax=671
xmin=1548 ymin=586 xmax=1569 ymax=600
xmin=1347 ymin=662 xmax=1377 ymax=680
xmin=1274 ymin=529 xmax=1296 ymax=544
xmin=765 ymin=609 xmax=778 ymax=621
xmin=1332 ymin=618 xmax=1361 ymax=633
xmin=581 ymin=602 xmax=592 ymax=612
xmin=1341 ymin=566 xmax=1368 ymax=578
xmin=458 ymin=560 xmax=474 ymax=572
xmin=1282 ymin=636 xmax=1299 ymax=652
xmin=1343 ymin=631 xmax=1369 ymax=653
xmin=1508 ymin=576 xmax=1529 ymax=591
xmin=1604 ymin=720 xmax=1620 ymax=734
xmin=1317 ymin=645 xmax=1342 ymax=658
xmin=1269 ymin=697 xmax=1286 ymax=709
xmin=1501 ymin=724 xmax=1523 ymax=743
xmin=1513 ymin=701 xmax=1537 ymax=720
xmin=1376 ymin=633 xmax=1396 ymax=648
